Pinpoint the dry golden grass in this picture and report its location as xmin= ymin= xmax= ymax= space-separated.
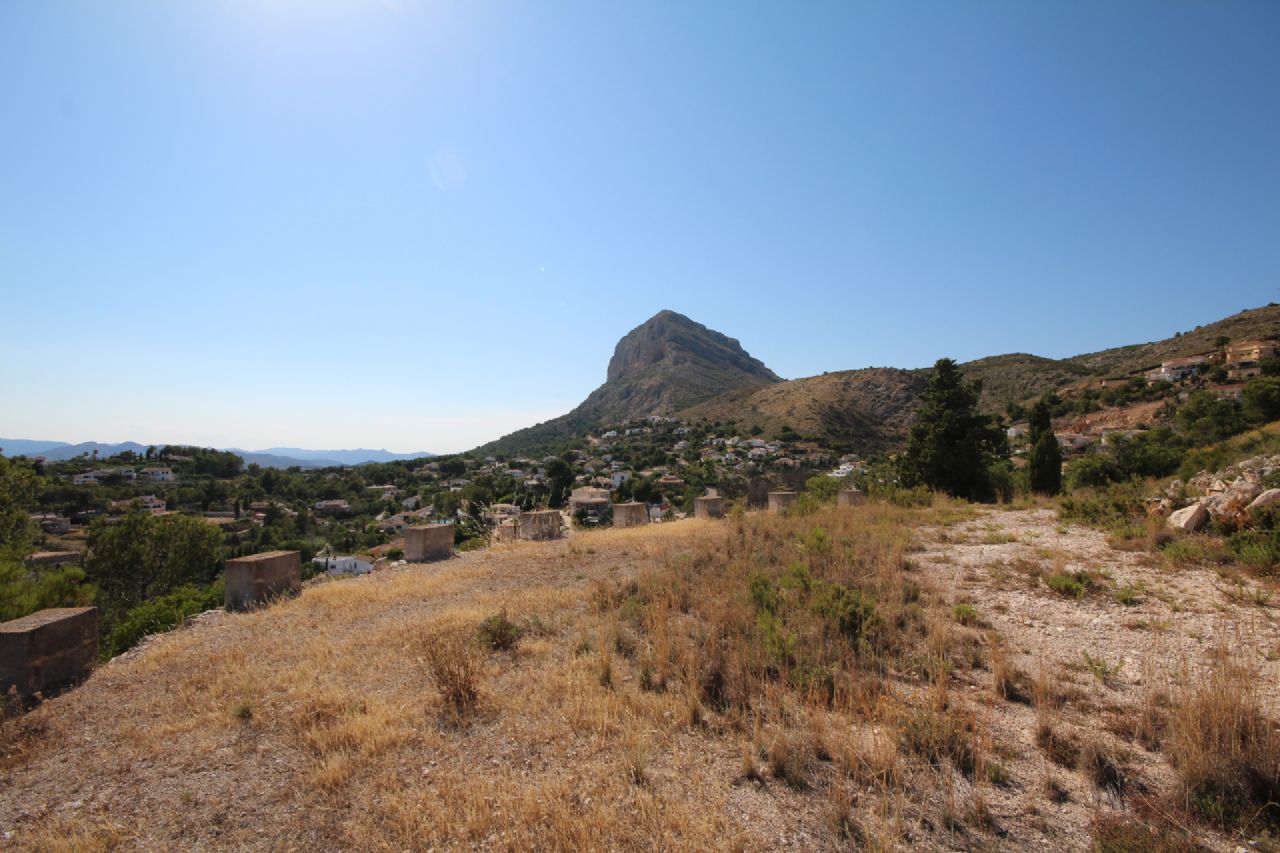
xmin=4 ymin=499 xmax=1279 ymax=851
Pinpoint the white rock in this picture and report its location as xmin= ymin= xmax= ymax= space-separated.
xmin=1167 ymin=502 xmax=1209 ymax=533
xmin=1247 ymin=489 xmax=1280 ymax=512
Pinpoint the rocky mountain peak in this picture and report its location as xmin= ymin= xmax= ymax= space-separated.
xmin=605 ymin=310 xmax=780 ymax=384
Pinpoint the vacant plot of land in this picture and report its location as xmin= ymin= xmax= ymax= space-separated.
xmin=2 ymin=503 xmax=1276 ymax=851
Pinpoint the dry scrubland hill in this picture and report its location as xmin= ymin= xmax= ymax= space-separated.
xmin=681 ymin=304 xmax=1280 ymax=446
xmin=4 ymin=503 xmax=1278 ymax=851
xmin=679 ymin=367 xmax=926 ymax=454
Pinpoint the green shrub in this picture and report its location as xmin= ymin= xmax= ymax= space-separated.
xmin=1047 ymin=571 xmax=1091 ymax=599
xmin=103 ymin=580 xmax=224 ymax=659
xmin=810 ymin=581 xmax=876 ymax=646
xmin=952 ymin=603 xmax=980 ymax=626
xmin=477 ymin=609 xmax=522 ymax=651
xmin=1058 ymin=482 xmax=1147 ymax=530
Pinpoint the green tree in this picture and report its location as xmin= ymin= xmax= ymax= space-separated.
xmin=0 ymin=455 xmax=42 ymax=552
xmin=0 ymin=456 xmax=95 ymax=621
xmin=1027 ymin=399 xmax=1052 ymax=446
xmin=898 ymin=358 xmax=1007 ymax=502
xmin=1028 ymin=430 xmax=1062 ymax=495
xmin=85 ymin=511 xmax=224 ymax=630
xmin=1243 ymin=377 xmax=1280 ymax=423
xmin=1175 ymin=391 xmax=1243 ymax=445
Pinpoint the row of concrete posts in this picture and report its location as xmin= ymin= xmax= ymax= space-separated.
xmin=1 ymin=523 xmax=459 ymax=701
xmin=2 ymin=487 xmax=868 ymax=700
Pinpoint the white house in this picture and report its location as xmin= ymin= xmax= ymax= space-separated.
xmin=313 ymin=555 xmax=373 ymax=576
xmin=138 ymin=495 xmax=167 ymax=515
xmin=141 ymin=467 xmax=175 ymax=482
xmin=72 ymin=473 xmax=99 ymax=485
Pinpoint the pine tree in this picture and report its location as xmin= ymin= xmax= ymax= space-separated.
xmin=898 ymin=358 xmax=1007 ymax=502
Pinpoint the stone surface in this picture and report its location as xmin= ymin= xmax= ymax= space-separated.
xmin=1167 ymin=502 xmax=1209 ymax=533
xmin=837 ymin=489 xmax=866 ymax=508
xmin=1247 ymin=488 xmax=1280 ymax=512
xmin=224 ymin=550 xmax=301 ymax=612
xmin=694 ymin=496 xmax=726 ymax=520
xmin=0 ymin=607 xmax=98 ymax=699
xmin=405 ymin=524 xmax=453 ymax=562
xmin=768 ymin=491 xmax=798 ymax=513
xmin=612 ymin=502 xmax=648 ymax=528
xmin=519 ymin=510 xmax=562 ymax=541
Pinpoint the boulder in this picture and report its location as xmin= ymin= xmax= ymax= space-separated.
xmin=1167 ymin=502 xmax=1209 ymax=533
xmin=1247 ymin=489 xmax=1280 ymax=512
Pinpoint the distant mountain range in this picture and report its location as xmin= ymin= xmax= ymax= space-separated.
xmin=474 ymin=305 xmax=1280 ymax=457
xmin=0 ymin=440 xmax=434 ymax=469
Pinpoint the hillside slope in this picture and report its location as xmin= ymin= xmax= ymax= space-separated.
xmin=681 ymin=305 xmax=1280 ymax=451
xmin=679 ymin=367 xmax=926 ymax=454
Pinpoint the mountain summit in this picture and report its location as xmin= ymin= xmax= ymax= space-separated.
xmin=475 ymin=311 xmax=780 ymax=455
xmin=596 ymin=311 xmax=781 ymax=415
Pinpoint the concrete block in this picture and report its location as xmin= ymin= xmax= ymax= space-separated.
xmin=837 ymin=489 xmax=866 ymax=508
xmin=405 ymin=524 xmax=453 ymax=562
xmin=694 ymin=496 xmax=725 ymax=520
xmin=224 ymin=550 xmax=301 ymax=612
xmin=0 ymin=607 xmax=98 ymax=699
xmin=613 ymin=502 xmax=648 ymax=528
xmin=519 ymin=510 xmax=563 ymax=541
xmin=768 ymin=491 xmax=798 ymax=513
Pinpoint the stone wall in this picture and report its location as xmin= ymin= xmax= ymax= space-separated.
xmin=1 ymin=607 xmax=98 ymax=699
xmin=224 ymin=550 xmax=301 ymax=612
xmin=613 ymin=502 xmax=648 ymax=528
xmin=405 ymin=524 xmax=454 ymax=562
xmin=694 ymin=496 xmax=726 ymax=520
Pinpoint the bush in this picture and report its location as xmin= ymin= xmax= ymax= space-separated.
xmin=103 ymin=581 xmax=224 ymax=658
xmin=477 ymin=609 xmax=522 ymax=651
xmin=810 ymin=581 xmax=877 ymax=647
xmin=1065 ymin=455 xmax=1125 ymax=491
xmin=1059 ymin=482 xmax=1147 ymax=530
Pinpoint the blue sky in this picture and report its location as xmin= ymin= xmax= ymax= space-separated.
xmin=2 ymin=1 xmax=1278 ymax=453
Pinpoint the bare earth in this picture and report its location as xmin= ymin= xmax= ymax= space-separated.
xmin=1 ymin=507 xmax=1274 ymax=851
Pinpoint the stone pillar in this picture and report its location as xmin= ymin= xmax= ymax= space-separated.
xmin=768 ymin=491 xmax=798 ymax=513
xmin=1 ymin=607 xmax=98 ymax=699
xmin=838 ymin=488 xmax=866 ymax=508
xmin=519 ymin=510 xmax=562 ymax=541
xmin=224 ymin=550 xmax=301 ymax=612
xmin=613 ymin=502 xmax=648 ymax=528
xmin=405 ymin=523 xmax=454 ymax=562
xmin=694 ymin=495 xmax=726 ymax=520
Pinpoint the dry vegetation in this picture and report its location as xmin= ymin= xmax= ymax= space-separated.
xmin=4 ymin=499 xmax=1280 ymax=851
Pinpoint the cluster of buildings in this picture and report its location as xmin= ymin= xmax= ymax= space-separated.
xmin=70 ymin=466 xmax=175 ymax=486
xmin=1142 ymin=339 xmax=1276 ymax=388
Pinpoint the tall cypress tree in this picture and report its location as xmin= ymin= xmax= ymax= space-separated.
xmin=1027 ymin=398 xmax=1062 ymax=495
xmin=899 ymin=359 xmax=1007 ymax=502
